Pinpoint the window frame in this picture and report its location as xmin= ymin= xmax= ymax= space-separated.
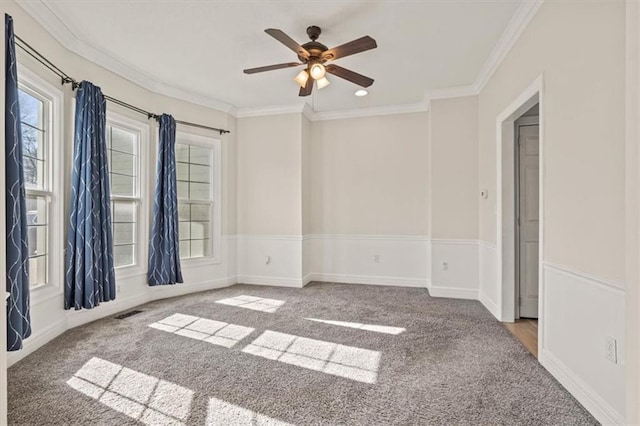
xmin=175 ymin=131 xmax=221 ymax=265
xmin=17 ymin=65 xmax=64 ymax=305
xmin=105 ymin=112 xmax=149 ymax=279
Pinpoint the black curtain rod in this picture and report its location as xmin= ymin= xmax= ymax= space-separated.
xmin=14 ymin=34 xmax=230 ymax=135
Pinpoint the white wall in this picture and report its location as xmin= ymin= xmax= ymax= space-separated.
xmin=626 ymin=1 xmax=640 ymax=421
xmin=2 ymin=0 xmax=239 ymax=367
xmin=237 ymin=114 xmax=302 ymax=236
xmin=306 ymin=112 xmax=430 ymax=286
xmin=302 ymin=115 xmax=312 ymax=281
xmin=236 ymin=114 xmax=304 ymax=285
xmin=478 ymin=2 xmax=625 ymax=280
xmin=309 ymin=113 xmax=429 ymax=236
xmin=429 ymin=96 xmax=478 ymax=240
xmin=428 ymin=96 xmax=480 ymax=298
xmin=477 ymin=1 xmax=626 ymax=423
xmin=234 ymin=111 xmax=433 ymax=288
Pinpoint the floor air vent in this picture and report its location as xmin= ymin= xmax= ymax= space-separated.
xmin=115 ymin=310 xmax=143 ymax=320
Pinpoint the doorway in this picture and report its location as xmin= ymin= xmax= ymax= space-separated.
xmin=503 ymin=107 xmax=540 ymax=358
xmin=495 ymin=76 xmax=544 ymax=359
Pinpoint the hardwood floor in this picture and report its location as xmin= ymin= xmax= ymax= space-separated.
xmin=503 ymin=318 xmax=538 ymax=358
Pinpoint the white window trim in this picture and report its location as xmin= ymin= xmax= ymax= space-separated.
xmin=176 ymin=131 xmax=222 ymax=265
xmin=18 ymin=65 xmax=64 ymax=306
xmin=106 ymin=112 xmax=150 ymax=280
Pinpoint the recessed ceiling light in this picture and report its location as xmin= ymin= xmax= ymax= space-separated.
xmin=354 ymin=89 xmax=368 ymax=97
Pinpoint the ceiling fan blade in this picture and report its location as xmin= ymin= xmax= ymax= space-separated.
xmin=265 ymin=28 xmax=310 ymax=59
xmin=325 ymin=64 xmax=374 ymax=88
xmin=322 ymin=36 xmax=377 ymax=61
xmin=244 ymin=62 xmax=303 ymax=74
xmin=299 ymin=76 xmax=313 ymax=97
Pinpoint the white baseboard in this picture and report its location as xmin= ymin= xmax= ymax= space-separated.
xmin=66 ymin=293 xmax=151 ymax=330
xmin=302 ymin=273 xmax=314 ymax=287
xmin=479 ymin=290 xmax=500 ymax=318
xmin=8 ymin=277 xmax=236 ymax=367
xmin=7 ymin=318 xmax=67 ymax=367
xmin=428 ymin=284 xmax=479 ymax=299
xmin=478 ymin=241 xmax=499 ymax=319
xmin=307 ymin=273 xmax=428 ymax=288
xmin=150 ymin=277 xmax=235 ymax=299
xmin=541 ymin=349 xmax=624 ymax=425
xmin=237 ymin=275 xmax=304 ymax=288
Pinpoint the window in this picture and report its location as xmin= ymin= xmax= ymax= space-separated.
xmin=106 ymin=117 xmax=143 ymax=269
xmin=176 ymin=133 xmax=220 ymax=261
xmin=19 ymin=86 xmax=51 ymax=288
xmin=17 ymin=67 xmax=62 ymax=293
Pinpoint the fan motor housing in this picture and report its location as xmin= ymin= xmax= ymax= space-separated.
xmin=300 ymin=41 xmax=328 ymax=62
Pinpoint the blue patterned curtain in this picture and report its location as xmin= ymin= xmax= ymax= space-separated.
xmin=5 ymin=14 xmax=32 ymax=351
xmin=64 ymin=81 xmax=115 ymax=310
xmin=148 ymin=114 xmax=183 ymax=286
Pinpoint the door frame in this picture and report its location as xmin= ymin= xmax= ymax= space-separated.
xmin=514 ymin=115 xmax=540 ymax=320
xmin=496 ymin=75 xmax=545 ymax=357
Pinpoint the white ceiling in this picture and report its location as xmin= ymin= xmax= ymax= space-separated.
xmin=21 ymin=1 xmax=523 ymax=114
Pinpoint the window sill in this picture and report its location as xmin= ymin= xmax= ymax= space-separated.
xmin=30 ymin=283 xmax=63 ymax=306
xmin=180 ymin=256 xmax=221 ymax=268
xmin=115 ymin=265 xmax=146 ymax=281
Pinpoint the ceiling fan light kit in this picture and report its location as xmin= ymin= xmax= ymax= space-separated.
xmin=294 ymin=70 xmax=309 ymax=88
xmin=317 ymin=76 xmax=331 ymax=89
xmin=244 ymin=25 xmax=377 ymax=97
xmin=309 ymin=62 xmax=326 ymax=80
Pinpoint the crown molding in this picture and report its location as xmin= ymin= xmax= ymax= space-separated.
xmin=302 ymin=103 xmax=315 ymax=121
xmin=16 ymin=0 xmax=543 ymax=121
xmin=424 ymin=84 xmax=477 ymax=104
xmin=471 ymin=0 xmax=544 ymax=93
xmin=235 ymin=103 xmax=308 ymax=118
xmin=149 ymin=80 xmax=237 ymax=115
xmin=15 ymin=0 xmax=237 ymax=115
xmin=308 ymin=101 xmax=428 ymax=121
xmin=235 ymin=100 xmax=428 ymax=121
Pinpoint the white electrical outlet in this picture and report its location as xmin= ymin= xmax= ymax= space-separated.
xmin=374 ymin=254 xmax=380 ymax=263
xmin=605 ymin=336 xmax=617 ymax=364
xmin=442 ymin=261 xmax=448 ymax=271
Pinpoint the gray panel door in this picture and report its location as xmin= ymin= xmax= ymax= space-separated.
xmin=517 ymin=123 xmax=539 ymax=319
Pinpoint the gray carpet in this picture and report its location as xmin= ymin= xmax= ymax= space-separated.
xmin=8 ymin=282 xmax=597 ymax=425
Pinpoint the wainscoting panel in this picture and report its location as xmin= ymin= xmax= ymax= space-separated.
xmin=541 ymin=263 xmax=625 ymax=425
xmin=8 ymin=236 xmax=239 ymax=367
xmin=305 ymin=235 xmax=429 ymax=287
xmin=478 ymin=241 xmax=499 ymax=319
xmin=429 ymin=239 xmax=479 ymax=299
xmin=236 ymin=235 xmax=304 ymax=287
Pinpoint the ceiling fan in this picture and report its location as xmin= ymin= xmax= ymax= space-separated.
xmin=243 ymin=26 xmax=377 ymax=97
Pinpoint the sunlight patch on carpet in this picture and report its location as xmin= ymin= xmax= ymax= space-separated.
xmin=149 ymin=313 xmax=255 ymax=348
xmin=242 ymin=330 xmax=380 ymax=384
xmin=304 ymin=318 xmax=406 ymax=335
xmin=215 ymin=295 xmax=285 ymax=313
xmin=67 ymin=357 xmax=193 ymax=425
xmin=206 ymin=397 xmax=293 ymax=425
